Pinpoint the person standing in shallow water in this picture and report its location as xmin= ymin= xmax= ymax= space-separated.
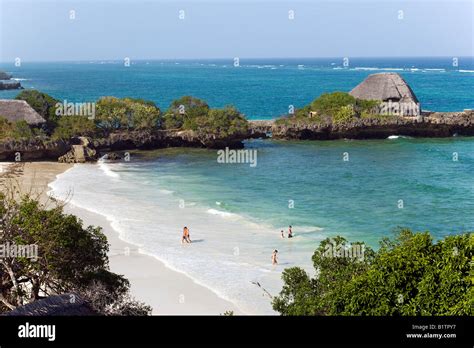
xmin=272 ymin=250 xmax=278 ymax=265
xmin=288 ymin=225 xmax=293 ymax=238
xmin=280 ymin=230 xmax=285 ymax=238
xmin=181 ymin=226 xmax=192 ymax=244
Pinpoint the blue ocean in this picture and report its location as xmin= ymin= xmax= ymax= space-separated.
xmin=1 ymin=57 xmax=473 ymax=118
xmin=7 ymin=57 xmax=473 ymax=314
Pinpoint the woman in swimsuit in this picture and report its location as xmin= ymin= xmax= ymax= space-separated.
xmin=272 ymin=250 xmax=278 ymax=265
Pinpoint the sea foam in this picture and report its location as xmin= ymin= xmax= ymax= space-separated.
xmin=48 ymin=163 xmax=317 ymax=314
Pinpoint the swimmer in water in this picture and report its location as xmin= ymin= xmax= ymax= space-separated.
xmin=272 ymin=249 xmax=278 ymax=265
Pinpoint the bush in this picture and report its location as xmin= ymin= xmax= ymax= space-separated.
xmin=273 ymin=229 xmax=473 ymax=316
xmin=333 ymin=105 xmax=356 ymax=124
xmin=15 ymin=90 xmax=60 ymax=131
xmin=11 ymin=120 xmax=34 ymax=139
xmin=52 ymin=116 xmax=99 ymax=140
xmin=0 ymin=116 xmax=13 ymax=139
xmin=310 ymin=92 xmax=357 ymax=117
xmin=95 ymin=97 xmax=161 ymax=131
xmin=162 ymin=96 xmax=210 ymax=130
xmin=277 ymin=92 xmax=382 ymax=125
xmin=194 ymin=106 xmax=248 ymax=138
xmin=0 ymin=117 xmax=36 ymax=141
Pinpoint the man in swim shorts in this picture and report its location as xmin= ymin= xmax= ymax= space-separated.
xmin=181 ymin=226 xmax=192 ymax=243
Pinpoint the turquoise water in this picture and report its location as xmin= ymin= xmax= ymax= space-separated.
xmin=136 ymin=137 xmax=474 ymax=247
xmin=1 ymin=57 xmax=473 ymax=119
xmin=14 ymin=57 xmax=472 ymax=313
xmin=50 ymin=136 xmax=474 ymax=313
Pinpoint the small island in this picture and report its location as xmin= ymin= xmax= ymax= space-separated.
xmin=0 ymin=70 xmax=23 ymax=90
xmin=252 ymin=73 xmax=474 ymax=140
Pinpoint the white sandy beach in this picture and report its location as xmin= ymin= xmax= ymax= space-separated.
xmin=2 ymin=162 xmax=241 ymax=315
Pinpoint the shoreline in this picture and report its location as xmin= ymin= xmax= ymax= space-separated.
xmin=2 ymin=161 xmax=242 ymax=315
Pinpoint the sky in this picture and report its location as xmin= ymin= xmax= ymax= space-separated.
xmin=0 ymin=0 xmax=472 ymax=61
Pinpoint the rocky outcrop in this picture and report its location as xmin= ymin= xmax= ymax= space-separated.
xmin=0 ymin=81 xmax=22 ymax=90
xmin=0 ymin=139 xmax=70 ymax=161
xmin=2 ymin=111 xmax=473 ymax=163
xmin=0 ymin=128 xmax=246 ymax=163
xmin=103 ymin=152 xmax=122 ymax=161
xmin=0 ymin=70 xmax=23 ymax=90
xmin=250 ymin=110 xmax=474 ymax=140
xmin=248 ymin=120 xmax=274 ymax=138
xmin=58 ymin=137 xmax=98 ymax=163
xmin=91 ymin=129 xmax=246 ymax=151
xmin=0 ymin=71 xmax=12 ymax=80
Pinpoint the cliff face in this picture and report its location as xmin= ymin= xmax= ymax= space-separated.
xmin=92 ymin=129 xmax=245 ymax=151
xmin=0 ymin=129 xmax=246 ymax=162
xmin=0 ymin=139 xmax=70 ymax=161
xmin=250 ymin=111 xmax=474 ymax=140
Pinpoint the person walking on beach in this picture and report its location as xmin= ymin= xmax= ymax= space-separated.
xmin=181 ymin=226 xmax=192 ymax=244
xmin=288 ymin=225 xmax=293 ymax=238
xmin=272 ymin=250 xmax=278 ymax=265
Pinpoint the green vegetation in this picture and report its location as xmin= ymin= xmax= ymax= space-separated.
xmin=310 ymin=92 xmax=357 ymax=117
xmin=194 ymin=106 xmax=248 ymax=137
xmin=95 ymin=97 xmax=161 ymax=131
xmin=0 ymin=116 xmax=45 ymax=140
xmin=52 ymin=116 xmax=99 ymax=140
xmin=15 ymin=90 xmax=60 ymax=131
xmin=163 ymin=96 xmax=210 ymax=130
xmin=163 ymin=96 xmax=248 ymax=138
xmin=2 ymin=91 xmax=248 ymax=144
xmin=333 ymin=105 xmax=356 ymax=124
xmin=0 ymin=189 xmax=151 ymax=315
xmin=276 ymin=92 xmax=386 ymax=126
xmin=273 ymin=229 xmax=473 ymax=316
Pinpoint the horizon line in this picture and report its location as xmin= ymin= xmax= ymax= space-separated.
xmin=0 ymin=55 xmax=473 ymax=64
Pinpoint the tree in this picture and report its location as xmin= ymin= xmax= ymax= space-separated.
xmin=273 ymin=236 xmax=374 ymax=315
xmin=194 ymin=106 xmax=248 ymax=138
xmin=0 ymin=190 xmax=151 ymax=315
xmin=273 ymin=229 xmax=473 ymax=316
xmin=15 ymin=90 xmax=60 ymax=131
xmin=342 ymin=230 xmax=473 ymax=316
xmin=130 ymin=102 xmax=161 ymax=130
xmin=162 ymin=96 xmax=210 ymax=130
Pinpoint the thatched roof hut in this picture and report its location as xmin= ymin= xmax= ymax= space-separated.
xmin=350 ymin=73 xmax=420 ymax=116
xmin=0 ymin=99 xmax=46 ymax=125
xmin=2 ymin=293 xmax=97 ymax=316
